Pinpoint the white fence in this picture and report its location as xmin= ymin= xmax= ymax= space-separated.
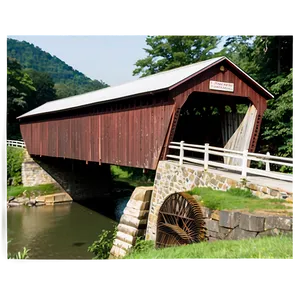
xmin=7 ymin=140 xmax=26 ymax=148
xmin=166 ymin=141 xmax=293 ymax=182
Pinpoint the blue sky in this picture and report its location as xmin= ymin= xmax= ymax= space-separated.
xmin=9 ymin=35 xmax=227 ymax=87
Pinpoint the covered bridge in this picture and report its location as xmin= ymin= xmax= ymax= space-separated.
xmin=18 ymin=56 xmax=273 ymax=170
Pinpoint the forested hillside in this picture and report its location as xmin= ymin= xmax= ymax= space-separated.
xmin=7 ymin=38 xmax=109 ymax=98
xmin=7 ymin=38 xmax=109 ymax=139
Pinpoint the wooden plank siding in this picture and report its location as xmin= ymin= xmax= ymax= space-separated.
xmin=20 ymin=97 xmax=174 ymax=170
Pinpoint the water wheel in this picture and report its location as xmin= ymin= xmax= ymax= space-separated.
xmin=156 ymin=192 xmax=207 ymax=248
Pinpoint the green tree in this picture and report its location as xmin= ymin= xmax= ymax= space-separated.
xmin=261 ymin=70 xmax=293 ymax=158
xmin=7 ymin=57 xmax=36 ymax=139
xmin=133 ymin=36 xmax=221 ymax=77
xmin=54 ymin=83 xmax=78 ymax=99
xmin=221 ymin=36 xmax=293 ymax=158
xmin=25 ymin=69 xmax=57 ymax=107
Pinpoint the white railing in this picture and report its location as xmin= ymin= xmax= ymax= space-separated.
xmin=166 ymin=141 xmax=293 ymax=182
xmin=7 ymin=140 xmax=26 ymax=148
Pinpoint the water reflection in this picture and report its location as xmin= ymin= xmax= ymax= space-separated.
xmin=7 ymin=203 xmax=117 ymax=259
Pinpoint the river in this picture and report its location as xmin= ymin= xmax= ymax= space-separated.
xmin=7 ymin=196 xmax=130 ymax=259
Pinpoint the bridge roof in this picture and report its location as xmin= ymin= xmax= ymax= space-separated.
xmin=18 ymin=56 xmax=273 ymax=119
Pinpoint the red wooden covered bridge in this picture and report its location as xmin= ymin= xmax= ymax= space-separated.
xmin=18 ymin=56 xmax=273 ymax=170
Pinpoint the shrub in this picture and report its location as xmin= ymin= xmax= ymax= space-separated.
xmin=87 ymin=227 xmax=117 ymax=259
xmin=7 ymin=147 xmax=24 ymax=186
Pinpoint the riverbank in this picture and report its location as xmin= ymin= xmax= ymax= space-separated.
xmin=7 ymin=183 xmax=68 ymax=208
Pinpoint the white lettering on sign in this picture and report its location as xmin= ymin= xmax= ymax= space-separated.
xmin=209 ymin=80 xmax=234 ymax=92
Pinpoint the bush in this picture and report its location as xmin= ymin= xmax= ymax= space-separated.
xmin=7 ymin=147 xmax=24 ymax=186
xmin=87 ymin=227 xmax=117 ymax=259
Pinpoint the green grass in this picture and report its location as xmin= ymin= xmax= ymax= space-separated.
xmin=188 ymin=187 xmax=288 ymax=213
xmin=7 ymin=183 xmax=62 ymax=199
xmin=125 ymin=235 xmax=293 ymax=259
xmin=111 ymin=165 xmax=154 ymax=187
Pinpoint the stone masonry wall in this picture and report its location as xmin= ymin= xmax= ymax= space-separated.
xmin=146 ymin=161 xmax=293 ymax=241
xmin=200 ymin=205 xmax=292 ymax=241
xmin=22 ymin=150 xmax=56 ymax=186
xmin=110 ymin=186 xmax=153 ymax=258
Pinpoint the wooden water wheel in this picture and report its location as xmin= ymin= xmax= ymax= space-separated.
xmin=156 ymin=192 xmax=207 ymax=248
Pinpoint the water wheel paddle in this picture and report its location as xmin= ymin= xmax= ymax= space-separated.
xmin=156 ymin=192 xmax=207 ymax=248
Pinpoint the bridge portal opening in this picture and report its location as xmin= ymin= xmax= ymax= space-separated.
xmin=171 ymin=92 xmax=251 ymax=161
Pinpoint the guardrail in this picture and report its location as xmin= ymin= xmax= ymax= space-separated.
xmin=7 ymin=140 xmax=26 ymax=148
xmin=166 ymin=141 xmax=293 ymax=182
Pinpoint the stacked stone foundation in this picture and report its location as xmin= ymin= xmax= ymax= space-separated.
xmin=110 ymin=186 xmax=153 ymax=258
xmin=22 ymin=150 xmax=56 ymax=186
xmin=201 ymin=207 xmax=292 ymax=241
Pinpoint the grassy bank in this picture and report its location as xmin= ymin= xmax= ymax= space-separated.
xmin=111 ymin=165 xmax=154 ymax=187
xmin=125 ymin=235 xmax=293 ymax=259
xmin=189 ymin=187 xmax=288 ymax=213
xmin=7 ymin=183 xmax=62 ymax=199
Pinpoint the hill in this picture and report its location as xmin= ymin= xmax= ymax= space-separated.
xmin=7 ymin=38 xmax=109 ymax=98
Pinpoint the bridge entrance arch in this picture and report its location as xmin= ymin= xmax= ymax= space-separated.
xmin=172 ymin=91 xmax=251 ymax=148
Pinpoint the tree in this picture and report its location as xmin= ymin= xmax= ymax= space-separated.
xmin=133 ymin=36 xmax=221 ymax=77
xmin=261 ymin=70 xmax=293 ymax=158
xmin=54 ymin=83 xmax=78 ymax=99
xmin=4 ymin=57 xmax=36 ymax=113
xmin=222 ymin=36 xmax=293 ymax=158
xmin=7 ymin=57 xmax=36 ymax=139
xmin=25 ymin=69 xmax=57 ymax=107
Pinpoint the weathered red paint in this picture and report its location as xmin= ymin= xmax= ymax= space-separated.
xmin=20 ymin=60 xmax=271 ymax=169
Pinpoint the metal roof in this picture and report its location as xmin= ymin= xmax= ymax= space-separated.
xmin=18 ymin=56 xmax=273 ymax=119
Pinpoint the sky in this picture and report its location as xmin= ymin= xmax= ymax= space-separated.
xmin=9 ymin=35 xmax=148 ymax=86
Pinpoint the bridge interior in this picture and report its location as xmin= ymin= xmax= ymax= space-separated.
xmin=172 ymin=92 xmax=251 ymax=161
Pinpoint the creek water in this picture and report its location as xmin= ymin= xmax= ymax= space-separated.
xmin=7 ymin=195 xmax=130 ymax=259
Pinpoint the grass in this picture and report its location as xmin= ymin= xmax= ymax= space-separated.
xmin=188 ymin=187 xmax=288 ymax=213
xmin=125 ymin=235 xmax=293 ymax=259
xmin=111 ymin=165 xmax=154 ymax=187
xmin=7 ymin=183 xmax=62 ymax=199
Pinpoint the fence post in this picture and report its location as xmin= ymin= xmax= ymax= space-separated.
xmin=204 ymin=143 xmax=209 ymax=170
xmin=241 ymin=149 xmax=248 ymax=178
xmin=266 ymin=151 xmax=270 ymax=172
xmin=179 ymin=140 xmax=184 ymax=166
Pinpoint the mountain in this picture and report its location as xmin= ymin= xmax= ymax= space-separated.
xmin=7 ymin=38 xmax=109 ymax=99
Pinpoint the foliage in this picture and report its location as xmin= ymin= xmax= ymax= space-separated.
xmin=111 ymin=165 xmax=155 ymax=186
xmin=25 ymin=69 xmax=57 ymax=107
xmin=7 ymin=146 xmax=24 ymax=186
xmin=261 ymin=70 xmax=293 ymax=160
xmin=7 ymin=247 xmax=30 ymax=261
xmin=126 ymin=237 xmax=154 ymax=257
xmin=7 ymin=38 xmax=109 ymax=99
xmin=7 ymin=57 xmax=36 ymax=111
xmin=7 ymin=183 xmax=62 ymax=199
xmin=223 ymin=36 xmax=293 ymax=159
xmin=125 ymin=235 xmax=292 ymax=259
xmin=133 ymin=36 xmax=221 ymax=77
xmin=87 ymin=227 xmax=117 ymax=259
xmin=7 ymin=57 xmax=36 ymax=139
xmin=188 ymin=187 xmax=287 ymax=213
xmin=7 ymin=241 xmax=30 ymax=259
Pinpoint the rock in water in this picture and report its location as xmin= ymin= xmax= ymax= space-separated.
xmin=8 ymin=202 xmax=20 ymax=207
